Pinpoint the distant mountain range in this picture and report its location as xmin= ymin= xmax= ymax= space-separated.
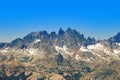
xmin=0 ymin=27 xmax=95 ymax=48
xmin=0 ymin=28 xmax=120 ymax=80
xmin=0 ymin=28 xmax=120 ymax=61
xmin=0 ymin=28 xmax=120 ymax=49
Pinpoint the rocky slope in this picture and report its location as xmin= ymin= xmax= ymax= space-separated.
xmin=0 ymin=28 xmax=120 ymax=80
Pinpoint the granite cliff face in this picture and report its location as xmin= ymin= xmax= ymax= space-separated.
xmin=0 ymin=28 xmax=120 ymax=80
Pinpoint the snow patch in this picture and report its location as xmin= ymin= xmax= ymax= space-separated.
xmin=26 ymin=48 xmax=39 ymax=55
xmin=80 ymin=46 xmax=89 ymax=52
xmin=113 ymin=49 xmax=120 ymax=54
xmin=104 ymin=49 xmax=111 ymax=54
xmin=116 ymin=43 xmax=120 ymax=46
xmin=0 ymin=48 xmax=10 ymax=53
xmin=75 ymin=54 xmax=80 ymax=60
xmin=55 ymin=45 xmax=73 ymax=55
xmin=87 ymin=43 xmax=105 ymax=51
xmin=55 ymin=46 xmax=63 ymax=51
xmin=0 ymin=49 xmax=7 ymax=53
xmin=34 ymin=39 xmax=41 ymax=43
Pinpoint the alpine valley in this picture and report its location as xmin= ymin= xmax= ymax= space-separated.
xmin=0 ymin=28 xmax=120 ymax=80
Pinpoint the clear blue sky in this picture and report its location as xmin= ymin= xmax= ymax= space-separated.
xmin=0 ymin=0 xmax=120 ymax=42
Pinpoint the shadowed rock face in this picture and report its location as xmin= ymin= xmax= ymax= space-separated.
xmin=23 ymin=31 xmax=49 ymax=43
xmin=56 ymin=53 xmax=63 ymax=65
xmin=0 ymin=43 xmax=9 ymax=48
xmin=10 ymin=38 xmax=24 ymax=48
xmin=108 ymin=32 xmax=120 ymax=49
xmin=49 ymin=31 xmax=58 ymax=42
xmin=109 ymin=32 xmax=120 ymax=43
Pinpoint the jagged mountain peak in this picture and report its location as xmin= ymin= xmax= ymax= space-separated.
xmin=116 ymin=32 xmax=120 ymax=36
xmin=86 ymin=37 xmax=96 ymax=45
xmin=66 ymin=27 xmax=72 ymax=32
xmin=0 ymin=28 xmax=96 ymax=49
xmin=0 ymin=28 xmax=120 ymax=56
xmin=10 ymin=38 xmax=24 ymax=47
xmin=113 ymin=32 xmax=120 ymax=43
xmin=58 ymin=28 xmax=65 ymax=36
xmin=50 ymin=31 xmax=57 ymax=36
xmin=109 ymin=32 xmax=120 ymax=44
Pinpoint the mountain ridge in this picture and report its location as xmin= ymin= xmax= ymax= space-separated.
xmin=0 ymin=27 xmax=120 ymax=62
xmin=0 ymin=28 xmax=96 ymax=48
xmin=0 ymin=28 xmax=120 ymax=80
xmin=0 ymin=27 xmax=120 ymax=52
